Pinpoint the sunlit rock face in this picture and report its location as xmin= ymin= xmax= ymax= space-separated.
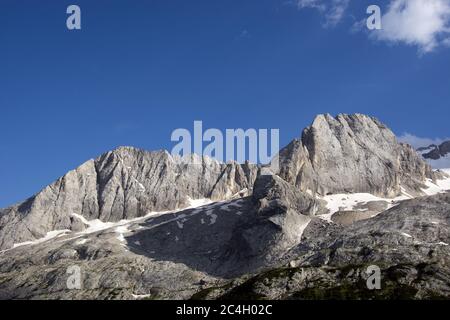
xmin=279 ymin=113 xmax=437 ymax=198
xmin=0 ymin=147 xmax=258 ymax=250
xmin=1 ymin=113 xmax=449 ymax=300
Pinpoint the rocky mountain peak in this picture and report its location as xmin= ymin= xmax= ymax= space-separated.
xmin=0 ymin=113 xmax=440 ymax=251
xmin=0 ymin=147 xmax=258 ymax=250
xmin=1 ymin=113 xmax=450 ymax=300
xmin=280 ymin=113 xmax=437 ymax=197
xmin=417 ymin=140 xmax=450 ymax=169
xmin=422 ymin=140 xmax=450 ymax=160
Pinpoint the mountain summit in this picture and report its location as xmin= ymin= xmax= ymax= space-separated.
xmin=418 ymin=140 xmax=450 ymax=169
xmin=0 ymin=114 xmax=449 ymax=300
xmin=0 ymin=113 xmax=439 ymax=250
xmin=279 ymin=113 xmax=439 ymax=198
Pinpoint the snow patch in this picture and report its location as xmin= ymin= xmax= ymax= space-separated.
xmin=72 ymin=213 xmax=119 ymax=234
xmin=423 ymin=170 xmax=450 ymax=196
xmin=6 ymin=198 xmax=218 ymax=252
xmin=12 ymin=229 xmax=71 ymax=249
xmin=187 ymin=197 xmax=213 ymax=209
xmin=318 ymin=175 xmax=450 ymax=223
xmin=176 ymin=221 xmax=184 ymax=229
xmin=208 ymin=214 xmax=217 ymax=225
xmin=75 ymin=238 xmax=89 ymax=245
xmin=401 ymin=232 xmax=413 ymax=238
xmin=418 ymin=146 xmax=436 ymax=155
xmin=132 ymin=177 xmax=146 ymax=192
xmin=320 ymin=192 xmax=408 ymax=218
xmin=132 ymin=293 xmax=152 ymax=299
xmin=115 ymin=225 xmax=129 ymax=243
xmin=205 ymin=209 xmax=218 ymax=225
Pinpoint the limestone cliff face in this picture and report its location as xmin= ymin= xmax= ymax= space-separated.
xmin=0 ymin=147 xmax=258 ymax=250
xmin=0 ymin=113 xmax=449 ymax=300
xmin=0 ymin=114 xmax=439 ymax=250
xmin=279 ymin=114 xmax=437 ymax=197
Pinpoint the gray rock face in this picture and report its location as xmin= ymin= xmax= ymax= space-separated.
xmin=0 ymin=183 xmax=323 ymax=299
xmin=252 ymin=174 xmax=326 ymax=217
xmin=198 ymin=192 xmax=450 ymax=300
xmin=417 ymin=141 xmax=450 ymax=170
xmin=0 ymin=113 xmax=446 ymax=300
xmin=279 ymin=114 xmax=437 ymax=197
xmin=0 ymin=147 xmax=258 ymax=250
xmin=1 ymin=190 xmax=449 ymax=300
xmin=1 ymin=114 xmax=436 ymax=250
xmin=422 ymin=140 xmax=450 ymax=160
xmin=122 ymin=175 xmax=326 ymax=280
xmin=398 ymin=143 xmax=436 ymax=193
xmin=278 ymin=138 xmax=319 ymax=194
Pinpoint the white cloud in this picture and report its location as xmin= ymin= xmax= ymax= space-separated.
xmin=373 ymin=0 xmax=450 ymax=53
xmin=397 ymin=133 xmax=449 ymax=149
xmin=296 ymin=0 xmax=450 ymax=53
xmin=237 ymin=29 xmax=251 ymax=39
xmin=426 ymin=154 xmax=450 ymax=169
xmin=296 ymin=0 xmax=350 ymax=26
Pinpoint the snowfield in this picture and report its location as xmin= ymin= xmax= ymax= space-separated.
xmin=12 ymin=230 xmax=71 ymax=249
xmin=2 ymin=198 xmax=214 ymax=252
xmin=4 ymin=169 xmax=450 ymax=251
xmin=320 ymin=168 xmax=450 ymax=222
xmin=423 ymin=168 xmax=450 ymax=195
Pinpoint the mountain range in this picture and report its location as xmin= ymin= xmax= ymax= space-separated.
xmin=418 ymin=140 xmax=450 ymax=169
xmin=0 ymin=113 xmax=449 ymax=300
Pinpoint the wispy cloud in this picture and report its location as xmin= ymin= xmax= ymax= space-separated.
xmin=295 ymin=0 xmax=450 ymax=53
xmin=236 ymin=29 xmax=251 ymax=40
xmin=295 ymin=0 xmax=350 ymax=27
xmin=397 ymin=133 xmax=449 ymax=149
xmin=373 ymin=0 xmax=450 ymax=53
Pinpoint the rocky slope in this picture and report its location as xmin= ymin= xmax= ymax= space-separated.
xmin=0 ymin=148 xmax=258 ymax=250
xmin=418 ymin=140 xmax=450 ymax=169
xmin=0 ymin=113 xmax=449 ymax=300
xmin=1 ymin=181 xmax=449 ymax=300
xmin=204 ymin=192 xmax=450 ymax=300
xmin=0 ymin=173 xmax=327 ymax=299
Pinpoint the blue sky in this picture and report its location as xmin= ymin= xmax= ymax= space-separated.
xmin=1 ymin=0 xmax=450 ymax=207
